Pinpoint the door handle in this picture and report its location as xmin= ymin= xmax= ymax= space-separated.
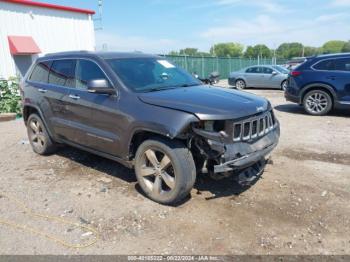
xmin=38 ymin=88 xmax=47 ymax=93
xmin=69 ymin=94 xmax=80 ymax=100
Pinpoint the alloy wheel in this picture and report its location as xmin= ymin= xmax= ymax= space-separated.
xmin=235 ymin=80 xmax=245 ymax=90
xmin=305 ymin=92 xmax=328 ymax=114
xmin=281 ymin=81 xmax=287 ymax=91
xmin=28 ymin=118 xmax=46 ymax=151
xmin=139 ymin=148 xmax=175 ymax=195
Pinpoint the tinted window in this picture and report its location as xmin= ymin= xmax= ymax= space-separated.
xmin=313 ymin=59 xmax=335 ymax=70
xmin=262 ymin=67 xmax=273 ymax=74
xmin=29 ymin=61 xmax=51 ymax=83
xmin=334 ymin=58 xmax=350 ymax=71
xmin=48 ymin=60 xmax=76 ymax=87
xmin=246 ymin=67 xmax=259 ymax=73
xmin=76 ymin=60 xmax=107 ymax=89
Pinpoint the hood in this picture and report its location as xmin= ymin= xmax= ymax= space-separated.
xmin=138 ymin=85 xmax=270 ymax=120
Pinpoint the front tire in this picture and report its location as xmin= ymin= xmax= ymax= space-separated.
xmin=134 ymin=138 xmax=196 ymax=205
xmin=303 ymin=90 xmax=332 ymax=116
xmin=235 ymin=79 xmax=246 ymax=90
xmin=27 ymin=114 xmax=57 ymax=155
xmin=281 ymin=80 xmax=287 ymax=91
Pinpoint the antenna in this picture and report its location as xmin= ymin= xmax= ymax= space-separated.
xmin=94 ymin=0 xmax=103 ymax=31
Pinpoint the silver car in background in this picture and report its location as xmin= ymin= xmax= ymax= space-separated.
xmin=228 ymin=65 xmax=289 ymax=90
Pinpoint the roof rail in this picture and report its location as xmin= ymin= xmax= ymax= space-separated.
xmin=44 ymin=50 xmax=91 ymax=57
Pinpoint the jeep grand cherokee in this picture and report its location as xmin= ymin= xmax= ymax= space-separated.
xmin=21 ymin=51 xmax=280 ymax=204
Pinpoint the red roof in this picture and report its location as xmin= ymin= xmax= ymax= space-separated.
xmin=2 ymin=0 xmax=95 ymax=15
xmin=8 ymin=35 xmax=41 ymax=55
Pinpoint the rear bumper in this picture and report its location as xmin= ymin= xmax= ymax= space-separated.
xmin=213 ymin=127 xmax=280 ymax=173
xmin=228 ymin=77 xmax=236 ymax=86
xmin=284 ymin=91 xmax=300 ymax=104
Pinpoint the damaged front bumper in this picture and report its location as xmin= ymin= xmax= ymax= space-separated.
xmin=192 ymin=114 xmax=280 ymax=174
xmin=213 ymin=131 xmax=279 ymax=173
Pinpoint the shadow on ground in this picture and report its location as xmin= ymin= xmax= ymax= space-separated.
xmin=55 ymin=146 xmax=260 ymax=205
xmin=274 ymin=103 xmax=350 ymax=117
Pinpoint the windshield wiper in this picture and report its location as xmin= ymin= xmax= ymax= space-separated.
xmin=176 ymin=83 xmax=201 ymax=87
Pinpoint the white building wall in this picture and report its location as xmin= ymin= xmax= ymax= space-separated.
xmin=0 ymin=2 xmax=95 ymax=79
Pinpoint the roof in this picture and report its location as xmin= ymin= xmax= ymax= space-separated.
xmin=43 ymin=51 xmax=160 ymax=60
xmin=316 ymin=52 xmax=350 ymax=58
xmin=2 ymin=0 xmax=95 ymax=15
xmin=8 ymin=35 xmax=41 ymax=55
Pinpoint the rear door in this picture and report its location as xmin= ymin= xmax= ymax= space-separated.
xmin=333 ymin=58 xmax=350 ymax=104
xmin=245 ymin=67 xmax=261 ymax=87
xmin=26 ymin=60 xmax=69 ymax=138
xmin=312 ymin=57 xmax=350 ymax=104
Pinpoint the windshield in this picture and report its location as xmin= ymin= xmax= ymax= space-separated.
xmin=272 ymin=65 xmax=290 ymax=74
xmin=107 ymin=58 xmax=201 ymax=92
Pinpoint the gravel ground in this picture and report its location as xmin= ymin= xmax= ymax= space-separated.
xmin=0 ymin=81 xmax=349 ymax=255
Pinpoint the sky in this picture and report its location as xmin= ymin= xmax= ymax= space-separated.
xmin=43 ymin=0 xmax=350 ymax=54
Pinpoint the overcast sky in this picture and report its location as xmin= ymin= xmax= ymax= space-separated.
xmin=45 ymin=0 xmax=350 ymax=53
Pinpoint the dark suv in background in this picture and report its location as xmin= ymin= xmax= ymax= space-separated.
xmin=285 ymin=53 xmax=350 ymax=115
xmin=21 ymin=51 xmax=280 ymax=205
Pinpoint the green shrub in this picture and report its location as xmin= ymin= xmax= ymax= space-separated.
xmin=0 ymin=77 xmax=22 ymax=115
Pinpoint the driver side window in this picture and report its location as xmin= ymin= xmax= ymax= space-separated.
xmin=76 ymin=60 xmax=108 ymax=89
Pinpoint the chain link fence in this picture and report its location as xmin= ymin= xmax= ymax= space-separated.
xmin=162 ymin=55 xmax=287 ymax=79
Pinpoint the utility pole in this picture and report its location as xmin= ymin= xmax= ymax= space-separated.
xmin=94 ymin=0 xmax=103 ymax=31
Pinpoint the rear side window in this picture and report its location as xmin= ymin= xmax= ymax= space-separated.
xmin=76 ymin=60 xmax=107 ymax=89
xmin=29 ymin=61 xmax=51 ymax=83
xmin=313 ymin=59 xmax=335 ymax=70
xmin=48 ymin=60 xmax=76 ymax=88
xmin=334 ymin=58 xmax=350 ymax=71
xmin=246 ymin=67 xmax=259 ymax=73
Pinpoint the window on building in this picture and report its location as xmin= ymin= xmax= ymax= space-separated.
xmin=76 ymin=60 xmax=107 ymax=89
xmin=48 ymin=60 xmax=76 ymax=88
xmin=29 ymin=61 xmax=52 ymax=83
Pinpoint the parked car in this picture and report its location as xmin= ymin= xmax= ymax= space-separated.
xmin=285 ymin=53 xmax=350 ymax=115
xmin=285 ymin=57 xmax=306 ymax=70
xmin=21 ymin=51 xmax=280 ymax=205
xmin=228 ymin=65 xmax=288 ymax=90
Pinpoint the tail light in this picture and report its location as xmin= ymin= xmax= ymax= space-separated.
xmin=291 ymin=71 xmax=302 ymax=77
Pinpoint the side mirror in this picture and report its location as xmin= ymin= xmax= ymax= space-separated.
xmin=272 ymin=71 xmax=278 ymax=75
xmin=87 ymin=79 xmax=115 ymax=95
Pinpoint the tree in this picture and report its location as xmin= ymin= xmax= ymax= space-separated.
xmin=322 ymin=40 xmax=346 ymax=54
xmin=341 ymin=41 xmax=350 ymax=52
xmin=244 ymin=44 xmax=271 ymax=58
xmin=210 ymin=42 xmax=244 ymax=57
xmin=179 ymin=48 xmax=199 ymax=56
xmin=276 ymin=42 xmax=304 ymax=59
xmin=303 ymin=46 xmax=322 ymax=57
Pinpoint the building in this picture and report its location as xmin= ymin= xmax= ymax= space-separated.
xmin=0 ymin=0 xmax=95 ymax=79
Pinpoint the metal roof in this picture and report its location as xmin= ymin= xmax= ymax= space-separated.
xmin=1 ymin=0 xmax=95 ymax=14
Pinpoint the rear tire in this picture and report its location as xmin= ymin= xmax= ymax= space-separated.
xmin=235 ymin=79 xmax=246 ymax=90
xmin=27 ymin=114 xmax=57 ymax=155
xmin=134 ymin=137 xmax=196 ymax=205
xmin=303 ymin=90 xmax=332 ymax=116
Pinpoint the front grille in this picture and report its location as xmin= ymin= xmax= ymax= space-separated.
xmin=233 ymin=110 xmax=277 ymax=142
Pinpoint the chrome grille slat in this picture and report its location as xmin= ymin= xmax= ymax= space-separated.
xmin=232 ymin=110 xmax=277 ymax=142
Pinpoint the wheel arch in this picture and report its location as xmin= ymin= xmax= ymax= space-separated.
xmin=23 ymin=104 xmax=55 ymax=138
xmin=128 ymin=129 xmax=186 ymax=161
xmin=301 ymin=83 xmax=337 ymax=105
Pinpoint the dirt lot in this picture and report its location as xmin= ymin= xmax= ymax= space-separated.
xmin=0 ymin=82 xmax=349 ymax=255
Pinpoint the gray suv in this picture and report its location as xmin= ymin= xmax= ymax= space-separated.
xmin=21 ymin=51 xmax=280 ymax=205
